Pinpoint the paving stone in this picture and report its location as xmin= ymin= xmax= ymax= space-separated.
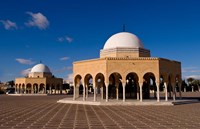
xmin=0 ymin=94 xmax=200 ymax=129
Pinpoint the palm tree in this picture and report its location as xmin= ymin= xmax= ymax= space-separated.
xmin=193 ymin=79 xmax=200 ymax=92
xmin=187 ymin=77 xmax=195 ymax=92
xmin=181 ymin=80 xmax=187 ymax=92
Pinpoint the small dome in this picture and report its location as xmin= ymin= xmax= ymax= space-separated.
xmin=103 ymin=32 xmax=144 ymax=49
xmin=31 ymin=63 xmax=51 ymax=73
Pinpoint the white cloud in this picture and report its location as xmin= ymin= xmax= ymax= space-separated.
xmin=53 ymin=66 xmax=72 ymax=74
xmin=57 ymin=35 xmax=73 ymax=43
xmin=16 ymin=58 xmax=35 ymax=65
xmin=21 ymin=68 xmax=31 ymax=76
xmin=184 ymin=75 xmax=200 ymax=80
xmin=25 ymin=12 xmax=49 ymax=30
xmin=0 ymin=20 xmax=17 ymax=30
xmin=66 ymin=36 xmax=73 ymax=43
xmin=66 ymin=73 xmax=73 ymax=83
xmin=58 ymin=37 xmax=64 ymax=42
xmin=182 ymin=67 xmax=200 ymax=73
xmin=60 ymin=57 xmax=70 ymax=61
xmin=182 ymin=66 xmax=200 ymax=80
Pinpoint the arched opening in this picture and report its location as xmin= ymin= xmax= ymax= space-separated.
xmin=15 ymin=84 xmax=18 ymax=93
xmin=26 ymin=83 xmax=31 ymax=94
xmin=57 ymin=84 xmax=61 ymax=94
xmin=74 ymin=74 xmax=83 ymax=98
xmin=22 ymin=84 xmax=25 ymax=94
xmin=95 ymin=73 xmax=105 ymax=99
xmin=18 ymin=84 xmax=21 ymax=94
xmin=168 ymin=74 xmax=174 ymax=99
xmin=51 ymin=84 xmax=55 ymax=94
xmin=160 ymin=76 xmax=164 ymax=92
xmin=125 ymin=72 xmax=139 ymax=99
xmin=33 ymin=83 xmax=38 ymax=94
xmin=39 ymin=83 xmax=45 ymax=94
xmin=108 ymin=72 xmax=122 ymax=99
xmin=84 ymin=74 xmax=93 ymax=95
xmin=143 ymin=72 xmax=156 ymax=99
xmin=46 ymin=84 xmax=50 ymax=94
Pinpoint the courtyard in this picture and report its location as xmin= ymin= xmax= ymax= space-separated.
xmin=0 ymin=93 xmax=200 ymax=129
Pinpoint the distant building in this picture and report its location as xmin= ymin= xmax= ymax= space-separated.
xmin=73 ymin=32 xmax=182 ymax=102
xmin=15 ymin=63 xmax=63 ymax=94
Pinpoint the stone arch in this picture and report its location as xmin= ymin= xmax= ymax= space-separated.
xmin=108 ymin=72 xmax=122 ymax=99
xmin=95 ymin=73 xmax=105 ymax=98
xmin=160 ymin=73 xmax=168 ymax=83
xmin=125 ymin=72 xmax=139 ymax=99
xmin=168 ymin=74 xmax=174 ymax=92
xmin=84 ymin=74 xmax=93 ymax=94
xmin=18 ymin=84 xmax=22 ymax=94
xmin=74 ymin=74 xmax=83 ymax=95
xmin=46 ymin=84 xmax=50 ymax=94
xmin=143 ymin=72 xmax=156 ymax=99
xmin=160 ymin=73 xmax=168 ymax=93
xmin=15 ymin=84 xmax=18 ymax=93
xmin=39 ymin=83 xmax=45 ymax=94
xmin=159 ymin=75 xmax=165 ymax=92
xmin=175 ymin=74 xmax=181 ymax=92
xmin=168 ymin=74 xmax=174 ymax=98
xmin=56 ymin=84 xmax=61 ymax=94
xmin=33 ymin=83 xmax=39 ymax=94
xmin=51 ymin=83 xmax=56 ymax=94
xmin=26 ymin=83 xmax=31 ymax=94
xmin=22 ymin=83 xmax=25 ymax=94
xmin=74 ymin=74 xmax=82 ymax=86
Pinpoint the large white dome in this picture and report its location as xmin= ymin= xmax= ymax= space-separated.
xmin=103 ymin=32 xmax=144 ymax=49
xmin=31 ymin=63 xmax=51 ymax=73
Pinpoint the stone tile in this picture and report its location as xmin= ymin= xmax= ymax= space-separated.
xmin=0 ymin=94 xmax=200 ymax=129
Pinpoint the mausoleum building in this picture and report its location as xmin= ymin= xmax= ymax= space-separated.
xmin=73 ymin=32 xmax=182 ymax=102
xmin=15 ymin=63 xmax=63 ymax=94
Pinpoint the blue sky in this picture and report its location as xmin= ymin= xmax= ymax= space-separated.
xmin=1 ymin=0 xmax=200 ymax=82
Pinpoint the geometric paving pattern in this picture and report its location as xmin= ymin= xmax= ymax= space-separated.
xmin=0 ymin=95 xmax=200 ymax=129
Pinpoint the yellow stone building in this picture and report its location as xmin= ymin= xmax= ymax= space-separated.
xmin=73 ymin=32 xmax=182 ymax=102
xmin=15 ymin=63 xmax=63 ymax=94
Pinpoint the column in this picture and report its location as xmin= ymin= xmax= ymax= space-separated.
xmin=105 ymin=83 xmax=108 ymax=102
xmin=179 ymin=83 xmax=182 ymax=99
xmin=137 ymin=84 xmax=139 ymax=100
xmin=50 ymin=86 xmax=52 ymax=94
xmin=169 ymin=84 xmax=172 ymax=98
xmin=83 ymin=83 xmax=85 ymax=101
xmin=15 ymin=86 xmax=17 ymax=94
xmin=73 ymin=85 xmax=76 ymax=100
xmin=54 ymin=86 xmax=56 ymax=94
xmin=86 ymin=84 xmax=88 ymax=99
xmin=156 ymin=82 xmax=160 ymax=102
xmin=24 ymin=86 xmax=27 ymax=94
xmin=101 ymin=85 xmax=104 ymax=100
xmin=60 ymin=85 xmax=62 ymax=94
xmin=76 ymin=85 xmax=79 ymax=98
xmin=44 ymin=86 xmax=46 ymax=94
xmin=164 ymin=82 xmax=168 ymax=101
xmin=172 ymin=83 xmax=176 ymax=101
xmin=123 ymin=83 xmax=126 ymax=102
xmin=139 ymin=83 xmax=143 ymax=102
xmin=153 ymin=82 xmax=156 ymax=98
xmin=94 ymin=85 xmax=96 ymax=101
xmin=31 ymin=85 xmax=34 ymax=94
xmin=116 ymin=84 xmax=119 ymax=100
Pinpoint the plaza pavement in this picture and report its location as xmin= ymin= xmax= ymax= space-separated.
xmin=0 ymin=92 xmax=200 ymax=129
